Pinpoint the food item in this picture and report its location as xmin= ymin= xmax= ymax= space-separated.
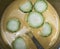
xmin=41 ymin=22 xmax=52 ymax=37
xmin=27 ymin=12 xmax=44 ymax=28
xmin=1 ymin=0 xmax=59 ymax=49
xmin=12 ymin=37 xmax=27 ymax=49
xmin=7 ymin=18 xmax=20 ymax=32
xmin=19 ymin=1 xmax=33 ymax=13
xmin=34 ymin=0 xmax=47 ymax=13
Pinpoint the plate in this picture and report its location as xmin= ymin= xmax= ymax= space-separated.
xmin=1 ymin=0 xmax=59 ymax=49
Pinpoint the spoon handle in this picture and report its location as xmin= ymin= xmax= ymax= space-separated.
xmin=26 ymin=32 xmax=44 ymax=49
